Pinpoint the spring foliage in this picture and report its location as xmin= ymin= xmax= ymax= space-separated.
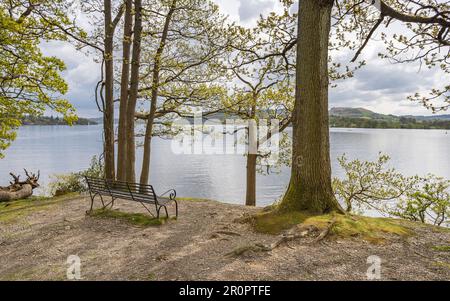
xmin=333 ymin=153 xmax=450 ymax=226
xmin=0 ymin=1 xmax=80 ymax=158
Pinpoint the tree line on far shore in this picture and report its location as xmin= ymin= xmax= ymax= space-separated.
xmin=330 ymin=116 xmax=450 ymax=130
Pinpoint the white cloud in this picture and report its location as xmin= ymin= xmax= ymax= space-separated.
xmin=39 ymin=0 xmax=447 ymax=117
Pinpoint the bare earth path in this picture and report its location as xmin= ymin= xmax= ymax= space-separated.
xmin=0 ymin=196 xmax=449 ymax=280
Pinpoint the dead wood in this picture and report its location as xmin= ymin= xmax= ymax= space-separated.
xmin=0 ymin=170 xmax=40 ymax=202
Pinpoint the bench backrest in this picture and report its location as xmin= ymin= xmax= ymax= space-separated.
xmin=85 ymin=176 xmax=157 ymax=200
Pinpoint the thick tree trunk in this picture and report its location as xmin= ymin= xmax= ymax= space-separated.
xmin=245 ymin=154 xmax=257 ymax=206
xmin=139 ymin=0 xmax=177 ymax=187
xmin=278 ymin=0 xmax=344 ymax=214
xmin=103 ymin=0 xmax=115 ymax=181
xmin=117 ymin=0 xmax=133 ymax=182
xmin=125 ymin=0 xmax=142 ymax=183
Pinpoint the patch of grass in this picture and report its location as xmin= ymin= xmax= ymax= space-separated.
xmin=89 ymin=209 xmax=165 ymax=227
xmin=0 ymin=193 xmax=79 ymax=223
xmin=433 ymin=261 xmax=450 ymax=269
xmin=178 ymin=197 xmax=211 ymax=203
xmin=432 ymin=245 xmax=450 ymax=252
xmin=251 ymin=210 xmax=413 ymax=244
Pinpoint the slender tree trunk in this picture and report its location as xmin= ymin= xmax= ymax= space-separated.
xmin=278 ymin=0 xmax=344 ymax=214
xmin=116 ymin=0 xmax=133 ymax=181
xmin=245 ymin=154 xmax=257 ymax=206
xmin=245 ymin=102 xmax=257 ymax=206
xmin=125 ymin=0 xmax=143 ymax=183
xmin=139 ymin=0 xmax=177 ymax=187
xmin=103 ymin=0 xmax=115 ymax=180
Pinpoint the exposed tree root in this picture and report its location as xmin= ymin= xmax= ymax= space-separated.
xmin=215 ymin=230 xmax=241 ymax=237
xmin=225 ymin=218 xmax=337 ymax=257
xmin=312 ymin=218 xmax=337 ymax=243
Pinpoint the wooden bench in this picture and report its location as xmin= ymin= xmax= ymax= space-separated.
xmin=85 ymin=176 xmax=178 ymax=219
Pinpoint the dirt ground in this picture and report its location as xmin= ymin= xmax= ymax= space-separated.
xmin=0 ymin=195 xmax=449 ymax=280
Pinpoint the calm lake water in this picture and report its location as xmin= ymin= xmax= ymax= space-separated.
xmin=0 ymin=125 xmax=449 ymax=207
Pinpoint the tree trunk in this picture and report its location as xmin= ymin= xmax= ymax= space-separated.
xmin=103 ymin=0 xmax=115 ymax=180
xmin=245 ymin=154 xmax=257 ymax=206
xmin=245 ymin=103 xmax=258 ymax=206
xmin=125 ymin=0 xmax=142 ymax=183
xmin=139 ymin=0 xmax=177 ymax=187
xmin=116 ymin=0 xmax=133 ymax=182
xmin=278 ymin=0 xmax=344 ymax=214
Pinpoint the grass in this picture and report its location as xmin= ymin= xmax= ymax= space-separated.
xmin=89 ymin=209 xmax=165 ymax=227
xmin=177 ymin=197 xmax=212 ymax=203
xmin=251 ymin=210 xmax=413 ymax=244
xmin=432 ymin=245 xmax=450 ymax=252
xmin=433 ymin=261 xmax=450 ymax=269
xmin=0 ymin=193 xmax=79 ymax=223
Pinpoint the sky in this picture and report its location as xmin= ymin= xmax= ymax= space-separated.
xmin=42 ymin=0 xmax=448 ymax=118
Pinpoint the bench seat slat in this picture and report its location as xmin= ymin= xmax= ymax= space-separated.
xmin=85 ymin=176 xmax=177 ymax=218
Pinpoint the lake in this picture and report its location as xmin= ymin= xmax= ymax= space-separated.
xmin=0 ymin=125 xmax=449 ymax=207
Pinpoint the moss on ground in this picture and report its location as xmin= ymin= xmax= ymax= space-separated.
xmin=0 ymin=193 xmax=79 ymax=223
xmin=252 ymin=210 xmax=312 ymax=234
xmin=89 ymin=209 xmax=165 ymax=227
xmin=432 ymin=245 xmax=450 ymax=252
xmin=251 ymin=210 xmax=413 ymax=244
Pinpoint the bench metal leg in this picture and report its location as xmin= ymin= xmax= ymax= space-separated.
xmin=99 ymin=195 xmax=105 ymax=208
xmin=174 ymin=200 xmax=178 ymax=219
xmin=156 ymin=206 xmax=168 ymax=219
xmin=87 ymin=192 xmax=100 ymax=213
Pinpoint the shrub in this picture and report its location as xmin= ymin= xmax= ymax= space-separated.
xmin=333 ymin=153 xmax=450 ymax=227
xmin=49 ymin=156 xmax=104 ymax=196
xmin=389 ymin=175 xmax=449 ymax=226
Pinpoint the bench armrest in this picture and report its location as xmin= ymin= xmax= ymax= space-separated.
xmin=159 ymin=189 xmax=176 ymax=200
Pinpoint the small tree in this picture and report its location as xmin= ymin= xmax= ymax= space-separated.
xmin=334 ymin=153 xmax=450 ymax=226
xmin=390 ymin=175 xmax=450 ymax=226
xmin=333 ymin=153 xmax=413 ymax=213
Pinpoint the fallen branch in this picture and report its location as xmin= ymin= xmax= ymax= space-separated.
xmin=0 ymin=170 xmax=40 ymax=202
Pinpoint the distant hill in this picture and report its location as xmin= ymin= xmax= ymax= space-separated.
xmin=329 ymin=107 xmax=450 ymax=121
xmin=22 ymin=116 xmax=98 ymax=126
xmin=329 ymin=107 xmax=450 ymax=129
xmin=329 ymin=107 xmax=394 ymax=120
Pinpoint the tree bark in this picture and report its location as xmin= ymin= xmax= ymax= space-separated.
xmin=125 ymin=0 xmax=143 ymax=183
xmin=245 ymin=153 xmax=257 ymax=206
xmin=245 ymin=103 xmax=257 ymax=206
xmin=139 ymin=0 xmax=177 ymax=187
xmin=117 ymin=0 xmax=133 ymax=182
xmin=103 ymin=0 xmax=115 ymax=180
xmin=278 ymin=0 xmax=344 ymax=214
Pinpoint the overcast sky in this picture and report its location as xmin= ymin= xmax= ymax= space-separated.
xmin=42 ymin=0 xmax=448 ymax=117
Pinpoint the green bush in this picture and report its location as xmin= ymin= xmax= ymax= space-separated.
xmin=49 ymin=156 xmax=104 ymax=196
xmin=333 ymin=153 xmax=450 ymax=227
